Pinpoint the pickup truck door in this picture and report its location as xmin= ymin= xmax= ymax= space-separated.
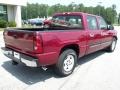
xmin=86 ymin=15 xmax=102 ymax=54
xmin=97 ymin=17 xmax=113 ymax=48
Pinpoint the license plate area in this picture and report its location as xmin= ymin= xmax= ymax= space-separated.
xmin=13 ymin=52 xmax=20 ymax=59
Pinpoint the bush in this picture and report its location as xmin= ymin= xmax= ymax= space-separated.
xmin=8 ymin=21 xmax=16 ymax=27
xmin=0 ymin=19 xmax=7 ymax=28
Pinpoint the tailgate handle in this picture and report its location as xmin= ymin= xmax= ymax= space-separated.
xmin=89 ymin=34 xmax=94 ymax=37
xmin=13 ymin=35 xmax=18 ymax=39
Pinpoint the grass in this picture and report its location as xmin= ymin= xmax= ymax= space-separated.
xmin=22 ymin=24 xmax=35 ymax=28
xmin=0 ymin=28 xmax=4 ymax=31
xmin=22 ymin=24 xmax=43 ymax=28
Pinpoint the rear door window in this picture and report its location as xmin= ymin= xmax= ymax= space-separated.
xmin=87 ymin=15 xmax=98 ymax=30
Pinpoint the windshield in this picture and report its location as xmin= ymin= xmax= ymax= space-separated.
xmin=51 ymin=15 xmax=83 ymax=29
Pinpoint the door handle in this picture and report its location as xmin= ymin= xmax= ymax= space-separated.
xmin=13 ymin=35 xmax=18 ymax=39
xmin=89 ymin=34 xmax=94 ymax=37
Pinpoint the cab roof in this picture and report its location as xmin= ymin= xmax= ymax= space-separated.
xmin=54 ymin=12 xmax=101 ymax=18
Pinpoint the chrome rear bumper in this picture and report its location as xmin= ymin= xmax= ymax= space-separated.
xmin=2 ymin=47 xmax=38 ymax=67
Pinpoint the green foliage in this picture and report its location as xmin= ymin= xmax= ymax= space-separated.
xmin=0 ymin=19 xmax=16 ymax=28
xmin=8 ymin=21 xmax=16 ymax=27
xmin=0 ymin=19 xmax=7 ymax=28
xmin=118 ymin=13 xmax=120 ymax=25
xmin=21 ymin=3 xmax=117 ymax=24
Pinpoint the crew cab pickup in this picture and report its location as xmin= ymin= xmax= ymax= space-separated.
xmin=3 ymin=12 xmax=117 ymax=76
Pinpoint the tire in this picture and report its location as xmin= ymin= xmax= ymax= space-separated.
xmin=107 ymin=38 xmax=117 ymax=52
xmin=54 ymin=49 xmax=77 ymax=77
xmin=12 ymin=60 xmax=18 ymax=65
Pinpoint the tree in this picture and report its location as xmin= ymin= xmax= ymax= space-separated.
xmin=112 ymin=4 xmax=117 ymax=23
xmin=118 ymin=13 xmax=120 ymax=24
xmin=112 ymin=4 xmax=116 ymax=10
xmin=21 ymin=3 xmax=117 ymax=24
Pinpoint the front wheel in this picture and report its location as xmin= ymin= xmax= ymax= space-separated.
xmin=107 ymin=38 xmax=117 ymax=52
xmin=54 ymin=49 xmax=77 ymax=77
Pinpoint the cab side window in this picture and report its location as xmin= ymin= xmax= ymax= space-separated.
xmin=87 ymin=16 xmax=98 ymax=30
xmin=98 ymin=17 xmax=107 ymax=30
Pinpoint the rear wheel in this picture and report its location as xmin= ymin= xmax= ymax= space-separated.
xmin=54 ymin=49 xmax=77 ymax=76
xmin=106 ymin=38 xmax=117 ymax=52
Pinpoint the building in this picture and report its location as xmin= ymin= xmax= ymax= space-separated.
xmin=0 ymin=0 xmax=27 ymax=27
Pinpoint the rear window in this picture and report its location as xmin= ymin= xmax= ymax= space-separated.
xmin=52 ymin=15 xmax=83 ymax=29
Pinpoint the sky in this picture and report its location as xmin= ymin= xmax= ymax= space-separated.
xmin=28 ymin=0 xmax=120 ymax=13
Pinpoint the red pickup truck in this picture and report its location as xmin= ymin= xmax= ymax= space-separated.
xmin=3 ymin=12 xmax=117 ymax=76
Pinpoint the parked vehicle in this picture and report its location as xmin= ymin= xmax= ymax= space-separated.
xmin=28 ymin=18 xmax=44 ymax=26
xmin=43 ymin=17 xmax=52 ymax=28
xmin=3 ymin=12 xmax=117 ymax=76
xmin=22 ymin=20 xmax=29 ymax=25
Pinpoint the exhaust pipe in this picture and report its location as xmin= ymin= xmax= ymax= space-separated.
xmin=41 ymin=66 xmax=48 ymax=71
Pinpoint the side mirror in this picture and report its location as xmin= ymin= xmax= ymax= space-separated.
xmin=107 ymin=25 xmax=114 ymax=30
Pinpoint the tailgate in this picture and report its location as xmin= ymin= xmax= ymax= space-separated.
xmin=4 ymin=29 xmax=35 ymax=52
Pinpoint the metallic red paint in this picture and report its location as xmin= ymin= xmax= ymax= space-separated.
xmin=3 ymin=12 xmax=117 ymax=66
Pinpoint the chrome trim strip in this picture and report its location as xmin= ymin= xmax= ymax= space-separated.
xmin=90 ymin=41 xmax=111 ymax=48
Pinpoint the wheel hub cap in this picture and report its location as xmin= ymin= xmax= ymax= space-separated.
xmin=112 ymin=41 xmax=116 ymax=50
xmin=63 ymin=55 xmax=75 ymax=72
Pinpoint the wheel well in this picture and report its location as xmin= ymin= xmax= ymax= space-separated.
xmin=60 ymin=44 xmax=79 ymax=56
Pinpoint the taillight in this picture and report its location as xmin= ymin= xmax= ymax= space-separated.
xmin=33 ymin=32 xmax=43 ymax=54
xmin=3 ymin=30 xmax=7 ymax=36
xmin=3 ymin=31 xmax=7 ymax=41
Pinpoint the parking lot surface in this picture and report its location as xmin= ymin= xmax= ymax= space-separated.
xmin=0 ymin=26 xmax=120 ymax=90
